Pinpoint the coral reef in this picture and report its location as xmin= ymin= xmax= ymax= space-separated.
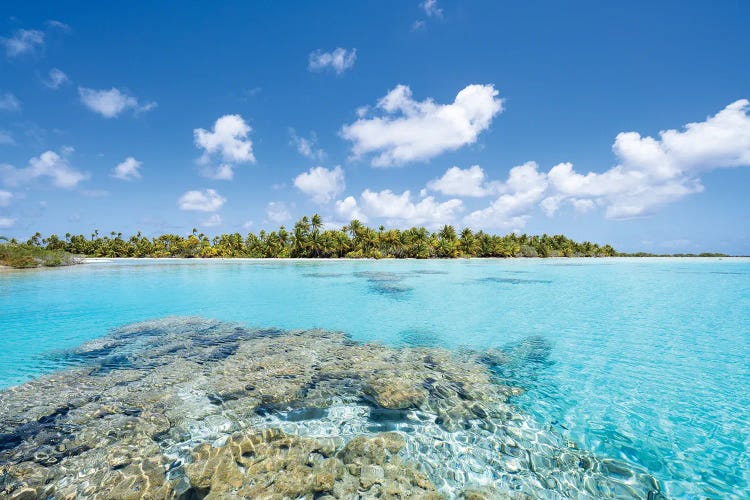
xmin=0 ymin=317 xmax=662 ymax=498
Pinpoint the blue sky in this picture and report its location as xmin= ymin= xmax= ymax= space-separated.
xmin=1 ymin=1 xmax=749 ymax=253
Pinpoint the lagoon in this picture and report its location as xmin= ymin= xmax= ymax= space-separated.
xmin=1 ymin=258 xmax=748 ymax=498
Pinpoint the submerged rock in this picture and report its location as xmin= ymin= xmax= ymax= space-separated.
xmin=0 ymin=317 xmax=662 ymax=499
xmin=185 ymin=428 xmax=440 ymax=499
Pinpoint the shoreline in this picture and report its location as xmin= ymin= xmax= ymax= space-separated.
xmin=82 ymin=255 xmax=747 ymax=262
xmin=2 ymin=255 xmax=745 ymax=273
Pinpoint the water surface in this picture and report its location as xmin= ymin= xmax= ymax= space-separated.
xmin=1 ymin=257 xmax=748 ymax=498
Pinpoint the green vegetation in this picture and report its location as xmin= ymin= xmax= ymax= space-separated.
xmin=5 ymin=216 xmax=730 ymax=263
xmin=0 ymin=236 xmax=78 ymax=269
xmin=11 ymin=215 xmax=619 ymax=260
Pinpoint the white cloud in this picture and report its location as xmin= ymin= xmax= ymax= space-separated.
xmin=200 ymin=214 xmax=222 ymax=228
xmin=421 ymin=0 xmax=443 ymax=18
xmin=0 ymin=149 xmax=89 ymax=189
xmin=571 ymin=198 xmax=596 ymax=213
xmin=1 ymin=29 xmax=44 ymax=58
xmin=0 ymin=131 xmax=14 ymax=145
xmin=293 ymin=166 xmax=345 ymax=203
xmin=335 ymin=196 xmax=368 ymax=222
xmin=545 ymin=99 xmax=750 ymax=219
xmin=205 ymin=164 xmax=235 ymax=181
xmin=308 ymin=48 xmax=357 ymax=75
xmin=427 ymin=165 xmax=498 ymax=197
xmin=289 ymin=129 xmax=325 ymax=160
xmin=0 ymin=216 xmax=15 ymax=228
xmin=195 ymin=115 xmax=254 ymax=163
xmin=266 ymin=201 xmax=292 ymax=224
xmin=0 ymin=93 xmax=21 ymax=112
xmin=45 ymin=20 xmax=71 ymax=32
xmin=44 ymin=68 xmax=69 ymax=89
xmin=334 ymin=99 xmax=750 ymax=231
xmin=178 ymin=189 xmax=226 ymax=212
xmin=0 ymin=190 xmax=12 ymax=206
xmin=112 ymin=157 xmax=142 ymax=181
xmin=411 ymin=20 xmax=426 ymax=32
xmin=463 ymin=161 xmax=548 ymax=230
xmin=339 ymin=189 xmax=463 ymax=228
xmin=78 ymin=87 xmax=156 ymax=118
xmin=540 ymin=195 xmax=562 ymax=217
xmin=194 ymin=114 xmax=255 ymax=180
xmin=341 ymin=84 xmax=503 ymax=166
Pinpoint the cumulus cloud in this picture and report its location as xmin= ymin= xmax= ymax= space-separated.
xmin=463 ymin=161 xmax=548 ymax=230
xmin=200 ymin=214 xmax=222 ymax=228
xmin=44 ymin=68 xmax=69 ymax=89
xmin=421 ymin=0 xmax=443 ymax=18
xmin=266 ymin=201 xmax=292 ymax=224
xmin=333 ymin=99 xmax=750 ymax=231
xmin=427 ymin=165 xmax=499 ymax=197
xmin=293 ymin=166 xmax=345 ymax=203
xmin=308 ymin=48 xmax=357 ymax=75
xmin=194 ymin=114 xmax=255 ymax=180
xmin=0 ymin=216 xmax=15 ymax=228
xmin=545 ymin=99 xmax=750 ymax=219
xmin=0 ymin=190 xmax=12 ymax=206
xmin=289 ymin=129 xmax=325 ymax=160
xmin=341 ymin=84 xmax=503 ymax=166
xmin=178 ymin=189 xmax=226 ymax=212
xmin=461 ymin=99 xmax=750 ymax=226
xmin=337 ymin=189 xmax=463 ymax=228
xmin=78 ymin=87 xmax=156 ymax=118
xmin=335 ymin=196 xmax=368 ymax=222
xmin=571 ymin=198 xmax=596 ymax=213
xmin=0 ymin=93 xmax=21 ymax=112
xmin=112 ymin=157 xmax=142 ymax=181
xmin=0 ymin=149 xmax=89 ymax=189
xmin=1 ymin=29 xmax=44 ymax=58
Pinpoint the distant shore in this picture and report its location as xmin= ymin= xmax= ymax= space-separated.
xmin=80 ymin=255 xmax=745 ymax=263
xmin=0 ymin=215 xmax=737 ymax=269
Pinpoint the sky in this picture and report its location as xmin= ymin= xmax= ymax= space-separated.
xmin=1 ymin=1 xmax=749 ymax=254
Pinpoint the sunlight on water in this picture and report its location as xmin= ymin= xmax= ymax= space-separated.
xmin=1 ymin=257 xmax=748 ymax=498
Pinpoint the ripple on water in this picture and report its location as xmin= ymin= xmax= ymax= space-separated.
xmin=478 ymin=277 xmax=553 ymax=285
xmin=0 ymin=317 xmax=665 ymax=499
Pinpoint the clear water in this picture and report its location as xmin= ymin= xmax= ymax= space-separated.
xmin=1 ymin=257 xmax=748 ymax=498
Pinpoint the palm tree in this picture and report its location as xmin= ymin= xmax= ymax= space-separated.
xmin=19 ymin=214 xmax=620 ymax=260
xmin=311 ymin=214 xmax=323 ymax=233
xmin=292 ymin=216 xmax=311 ymax=257
xmin=309 ymin=214 xmax=324 ymax=257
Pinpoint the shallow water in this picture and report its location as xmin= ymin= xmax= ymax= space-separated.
xmin=1 ymin=257 xmax=749 ymax=498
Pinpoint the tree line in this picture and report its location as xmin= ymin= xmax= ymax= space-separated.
xmin=8 ymin=215 xmax=621 ymax=259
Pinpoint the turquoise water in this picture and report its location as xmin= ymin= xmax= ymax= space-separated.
xmin=1 ymin=257 xmax=748 ymax=498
